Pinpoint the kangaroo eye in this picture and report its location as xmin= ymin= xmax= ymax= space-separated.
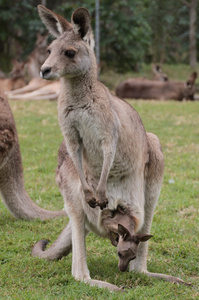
xmin=47 ymin=49 xmax=51 ymax=55
xmin=65 ymin=49 xmax=76 ymax=58
xmin=118 ymin=252 xmax=122 ymax=258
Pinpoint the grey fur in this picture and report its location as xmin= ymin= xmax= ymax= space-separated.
xmin=0 ymin=91 xmax=66 ymax=220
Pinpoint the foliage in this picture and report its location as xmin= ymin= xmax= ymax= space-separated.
xmin=0 ymin=0 xmax=40 ymax=70
xmin=0 ymin=81 xmax=198 ymax=298
xmin=56 ymin=0 xmax=151 ymax=71
xmin=99 ymin=0 xmax=151 ymax=71
xmin=147 ymin=1 xmax=189 ymax=63
xmin=0 ymin=1 xmax=198 ymax=72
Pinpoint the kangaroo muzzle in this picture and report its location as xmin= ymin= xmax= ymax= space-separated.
xmin=40 ymin=67 xmax=52 ymax=79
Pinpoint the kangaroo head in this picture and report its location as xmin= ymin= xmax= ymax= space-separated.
xmin=35 ymin=33 xmax=48 ymax=50
xmin=37 ymin=5 xmax=95 ymax=80
xmin=184 ymin=71 xmax=197 ymax=100
xmin=117 ymin=224 xmax=153 ymax=272
xmin=10 ymin=60 xmax=25 ymax=79
xmin=152 ymin=64 xmax=168 ymax=82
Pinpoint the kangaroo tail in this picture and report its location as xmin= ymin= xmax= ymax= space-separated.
xmin=146 ymin=271 xmax=192 ymax=286
xmin=32 ymin=221 xmax=72 ymax=260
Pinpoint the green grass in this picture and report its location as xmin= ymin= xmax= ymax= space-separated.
xmin=0 ymin=96 xmax=199 ymax=299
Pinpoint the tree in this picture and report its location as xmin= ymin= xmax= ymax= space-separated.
xmin=59 ymin=0 xmax=152 ymax=72
xmin=189 ymin=0 xmax=197 ymax=68
xmin=0 ymin=0 xmax=198 ymax=73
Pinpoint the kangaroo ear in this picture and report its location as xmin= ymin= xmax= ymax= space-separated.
xmin=109 ymin=232 xmax=119 ymax=247
xmin=186 ymin=71 xmax=197 ymax=87
xmin=38 ymin=5 xmax=72 ymax=38
xmin=71 ymin=8 xmax=95 ymax=49
xmin=191 ymin=71 xmax=197 ymax=81
xmin=156 ymin=65 xmax=161 ymax=72
xmin=118 ymin=224 xmax=131 ymax=240
xmin=133 ymin=234 xmax=153 ymax=244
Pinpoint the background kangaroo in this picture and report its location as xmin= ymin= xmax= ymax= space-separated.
xmin=32 ymin=5 xmax=188 ymax=290
xmin=0 ymin=91 xmax=65 ymax=220
xmin=7 ymin=80 xmax=60 ymax=101
xmin=152 ymin=64 xmax=168 ymax=81
xmin=24 ymin=33 xmax=48 ymax=80
xmin=0 ymin=60 xmax=26 ymax=92
xmin=116 ymin=72 xmax=197 ymax=100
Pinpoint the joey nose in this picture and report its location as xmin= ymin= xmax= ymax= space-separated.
xmin=40 ymin=67 xmax=51 ymax=79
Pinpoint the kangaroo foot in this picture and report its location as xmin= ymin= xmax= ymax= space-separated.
xmin=88 ymin=279 xmax=125 ymax=292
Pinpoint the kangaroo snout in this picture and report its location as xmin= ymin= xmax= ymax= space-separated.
xmin=40 ymin=67 xmax=52 ymax=79
xmin=118 ymin=261 xmax=129 ymax=272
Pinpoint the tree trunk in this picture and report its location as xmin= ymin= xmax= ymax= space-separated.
xmin=189 ymin=0 xmax=197 ymax=68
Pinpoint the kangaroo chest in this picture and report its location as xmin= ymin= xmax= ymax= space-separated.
xmin=59 ymin=101 xmax=103 ymax=160
xmin=58 ymin=100 xmax=131 ymax=180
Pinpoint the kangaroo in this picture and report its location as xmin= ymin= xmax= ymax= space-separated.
xmin=152 ymin=64 xmax=168 ymax=81
xmin=7 ymin=80 xmax=60 ymax=101
xmin=0 ymin=60 xmax=26 ymax=92
xmin=0 ymin=70 xmax=6 ymax=79
xmin=32 ymin=5 xmax=189 ymax=290
xmin=115 ymin=72 xmax=197 ymax=101
xmin=0 ymin=90 xmax=66 ymax=220
xmin=24 ymin=33 xmax=48 ymax=80
xmin=101 ymin=205 xmax=153 ymax=272
xmin=6 ymin=78 xmax=51 ymax=96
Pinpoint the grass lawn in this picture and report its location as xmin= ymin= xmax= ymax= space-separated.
xmin=0 ymin=95 xmax=199 ymax=299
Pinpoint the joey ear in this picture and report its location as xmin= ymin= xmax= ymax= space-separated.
xmin=133 ymin=234 xmax=153 ymax=244
xmin=38 ymin=5 xmax=72 ymax=38
xmin=109 ymin=232 xmax=119 ymax=247
xmin=71 ymin=8 xmax=95 ymax=49
xmin=118 ymin=224 xmax=131 ymax=240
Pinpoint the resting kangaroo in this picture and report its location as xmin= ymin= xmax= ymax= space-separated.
xmin=0 ymin=60 xmax=26 ymax=92
xmin=0 ymin=91 xmax=65 ymax=220
xmin=115 ymin=72 xmax=197 ymax=101
xmin=32 ymin=5 xmax=189 ymax=290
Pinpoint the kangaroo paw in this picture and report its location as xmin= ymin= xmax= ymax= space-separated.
xmin=96 ymin=191 xmax=108 ymax=210
xmin=84 ymin=189 xmax=97 ymax=208
xmin=0 ymin=129 xmax=15 ymax=155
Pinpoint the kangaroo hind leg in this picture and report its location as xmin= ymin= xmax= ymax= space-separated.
xmin=130 ymin=133 xmax=190 ymax=285
xmin=130 ymin=132 xmax=164 ymax=273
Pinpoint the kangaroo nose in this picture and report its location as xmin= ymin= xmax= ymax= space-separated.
xmin=40 ymin=67 xmax=51 ymax=79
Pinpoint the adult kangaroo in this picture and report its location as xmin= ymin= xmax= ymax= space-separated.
xmin=0 ymin=60 xmax=26 ymax=92
xmin=0 ymin=91 xmax=65 ymax=220
xmin=116 ymin=72 xmax=197 ymax=101
xmin=33 ymin=5 xmax=188 ymax=290
xmin=152 ymin=64 xmax=168 ymax=81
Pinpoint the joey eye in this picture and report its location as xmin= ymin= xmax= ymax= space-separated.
xmin=47 ymin=49 xmax=51 ymax=55
xmin=65 ymin=49 xmax=76 ymax=58
xmin=118 ymin=252 xmax=122 ymax=258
